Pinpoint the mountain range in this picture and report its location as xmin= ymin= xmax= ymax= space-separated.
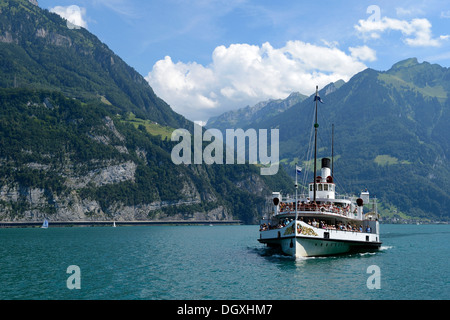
xmin=208 ymin=58 xmax=450 ymax=221
xmin=1 ymin=0 xmax=448 ymax=223
xmin=207 ymin=91 xmax=308 ymax=132
xmin=0 ymin=0 xmax=293 ymax=224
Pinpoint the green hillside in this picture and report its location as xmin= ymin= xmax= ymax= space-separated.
xmin=0 ymin=87 xmax=292 ymax=224
xmin=0 ymin=0 xmax=189 ymax=129
xmin=0 ymin=0 xmax=293 ymax=224
xmin=215 ymin=59 xmax=450 ymax=221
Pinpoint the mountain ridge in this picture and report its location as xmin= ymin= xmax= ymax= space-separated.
xmin=207 ymin=91 xmax=308 ymax=131
xmin=209 ymin=58 xmax=450 ymax=221
xmin=0 ymin=0 xmax=293 ymax=224
xmin=0 ymin=0 xmax=189 ymax=129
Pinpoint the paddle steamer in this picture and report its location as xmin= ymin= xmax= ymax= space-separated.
xmin=258 ymin=87 xmax=381 ymax=258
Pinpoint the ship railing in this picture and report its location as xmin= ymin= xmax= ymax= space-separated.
xmin=259 ymin=219 xmax=294 ymax=232
xmin=317 ymin=221 xmax=377 ymax=234
xmin=277 ymin=205 xmax=355 ymax=218
xmin=260 ymin=220 xmax=373 ymax=234
xmin=284 ymin=193 xmax=355 ymax=201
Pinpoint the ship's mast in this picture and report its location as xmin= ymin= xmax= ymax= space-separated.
xmin=332 ymin=123 xmax=334 ymax=179
xmin=313 ymin=86 xmax=319 ymax=203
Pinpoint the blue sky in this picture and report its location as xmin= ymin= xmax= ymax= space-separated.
xmin=39 ymin=0 xmax=450 ymax=123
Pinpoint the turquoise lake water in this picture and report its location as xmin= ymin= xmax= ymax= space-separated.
xmin=0 ymin=224 xmax=449 ymax=300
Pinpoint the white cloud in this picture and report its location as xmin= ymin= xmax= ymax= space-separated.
xmin=349 ymin=45 xmax=377 ymax=62
xmin=145 ymin=41 xmax=374 ymax=122
xmin=355 ymin=16 xmax=448 ymax=47
xmin=50 ymin=5 xmax=88 ymax=29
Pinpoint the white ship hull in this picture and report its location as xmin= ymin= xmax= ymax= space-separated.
xmin=259 ymin=221 xmax=381 ymax=258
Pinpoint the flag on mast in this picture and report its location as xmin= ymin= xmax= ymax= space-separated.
xmin=314 ymin=95 xmax=324 ymax=103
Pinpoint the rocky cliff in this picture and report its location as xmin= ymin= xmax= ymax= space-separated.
xmin=0 ymin=89 xmax=290 ymax=224
xmin=0 ymin=1 xmax=293 ymax=224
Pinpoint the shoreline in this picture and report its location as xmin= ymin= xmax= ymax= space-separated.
xmin=0 ymin=220 xmax=242 ymax=228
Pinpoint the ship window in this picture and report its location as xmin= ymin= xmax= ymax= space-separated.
xmin=324 ymin=184 xmax=328 ymax=191
xmin=318 ymin=184 xmax=323 ymax=191
xmin=310 ymin=185 xmax=313 ymax=191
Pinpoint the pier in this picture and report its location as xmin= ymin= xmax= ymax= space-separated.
xmin=0 ymin=220 xmax=242 ymax=228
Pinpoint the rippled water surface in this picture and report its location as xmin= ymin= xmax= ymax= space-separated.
xmin=0 ymin=224 xmax=449 ymax=299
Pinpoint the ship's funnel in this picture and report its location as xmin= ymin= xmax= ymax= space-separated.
xmin=322 ymin=158 xmax=331 ymax=169
xmin=320 ymin=158 xmax=331 ymax=182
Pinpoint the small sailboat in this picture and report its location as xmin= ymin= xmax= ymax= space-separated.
xmin=41 ymin=219 xmax=49 ymax=229
xmin=113 ymin=221 xmax=116 ymax=228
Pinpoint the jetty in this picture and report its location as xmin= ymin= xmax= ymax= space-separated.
xmin=0 ymin=220 xmax=242 ymax=228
